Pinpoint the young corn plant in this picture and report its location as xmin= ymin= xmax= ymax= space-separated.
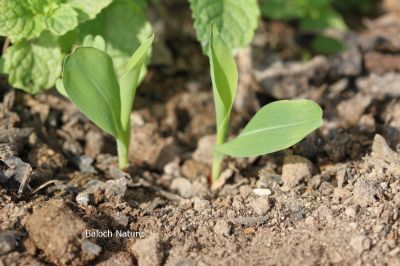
xmin=57 ymin=35 xmax=154 ymax=169
xmin=209 ymin=26 xmax=323 ymax=182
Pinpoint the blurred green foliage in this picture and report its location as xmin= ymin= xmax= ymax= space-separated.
xmin=260 ymin=0 xmax=376 ymax=54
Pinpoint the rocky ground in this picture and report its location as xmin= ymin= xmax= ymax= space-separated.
xmin=1 ymin=1 xmax=400 ymax=266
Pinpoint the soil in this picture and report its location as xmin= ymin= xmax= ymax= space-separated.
xmin=1 ymin=1 xmax=400 ymax=266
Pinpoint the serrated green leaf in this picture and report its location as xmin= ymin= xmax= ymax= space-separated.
xmin=0 ymin=0 xmax=81 ymax=40
xmin=68 ymin=0 xmax=112 ymax=23
xmin=189 ymin=0 xmax=260 ymax=53
xmin=215 ymin=100 xmax=323 ymax=157
xmin=77 ymin=0 xmax=152 ymax=78
xmin=3 ymin=33 xmax=62 ymax=94
xmin=45 ymin=4 xmax=78 ymax=36
xmin=0 ymin=0 xmax=44 ymax=40
xmin=62 ymin=47 xmax=122 ymax=138
xmin=209 ymin=26 xmax=238 ymax=144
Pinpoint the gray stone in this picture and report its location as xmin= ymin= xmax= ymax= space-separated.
xmin=81 ymin=240 xmax=102 ymax=259
xmin=76 ymin=192 xmax=91 ymax=206
xmin=104 ymin=178 xmax=127 ymax=201
xmin=0 ymin=231 xmax=18 ymax=255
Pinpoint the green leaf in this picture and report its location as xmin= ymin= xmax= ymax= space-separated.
xmin=67 ymin=0 xmax=112 ymax=23
xmin=55 ymin=79 xmax=68 ymax=97
xmin=119 ymin=35 xmax=154 ymax=133
xmin=77 ymin=0 xmax=152 ymax=78
xmin=62 ymin=47 xmax=122 ymax=138
xmin=83 ymin=35 xmax=106 ymax=51
xmin=0 ymin=0 xmax=80 ymax=40
xmin=300 ymin=8 xmax=347 ymax=32
xmin=260 ymin=0 xmax=304 ymax=20
xmin=45 ymin=4 xmax=78 ymax=36
xmin=189 ymin=0 xmax=260 ymax=52
xmin=209 ymin=26 xmax=238 ymax=144
xmin=215 ymin=100 xmax=323 ymax=157
xmin=311 ymin=35 xmax=346 ymax=55
xmin=3 ymin=33 xmax=62 ymax=94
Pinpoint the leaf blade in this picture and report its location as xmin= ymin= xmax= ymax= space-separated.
xmin=215 ymin=100 xmax=323 ymax=157
xmin=209 ymin=26 xmax=238 ymax=142
xmin=62 ymin=47 xmax=122 ymax=138
xmin=119 ymin=35 xmax=154 ymax=133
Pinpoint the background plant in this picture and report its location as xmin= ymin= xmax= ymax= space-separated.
xmin=260 ymin=0 xmax=348 ymax=54
xmin=0 ymin=0 xmax=152 ymax=94
xmin=209 ymin=26 xmax=323 ymax=181
xmin=1 ymin=0 xmax=374 ymax=95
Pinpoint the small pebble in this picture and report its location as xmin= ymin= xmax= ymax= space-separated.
xmin=81 ymin=240 xmax=102 ymax=259
xmin=249 ymin=196 xmax=270 ymax=216
xmin=170 ymin=177 xmax=193 ymax=198
xmin=214 ymin=220 xmax=231 ymax=237
xmin=350 ymin=235 xmax=371 ymax=254
xmin=345 ymin=206 xmax=358 ymax=218
xmin=104 ymin=178 xmax=127 ymax=201
xmin=76 ymin=192 xmax=91 ymax=206
xmin=193 ymin=198 xmax=211 ymax=212
xmin=243 ymin=227 xmax=255 ymax=235
xmin=253 ymin=188 xmax=272 ymax=197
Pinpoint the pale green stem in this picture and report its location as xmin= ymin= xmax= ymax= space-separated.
xmin=117 ymin=139 xmax=129 ymax=169
xmin=211 ymin=124 xmax=228 ymax=181
xmin=211 ymin=149 xmax=224 ymax=182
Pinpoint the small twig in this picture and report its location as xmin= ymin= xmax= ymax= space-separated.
xmin=30 ymin=180 xmax=62 ymax=196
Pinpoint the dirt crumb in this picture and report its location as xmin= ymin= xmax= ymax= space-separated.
xmin=131 ymin=233 xmax=163 ymax=266
xmin=24 ymin=200 xmax=98 ymax=265
xmin=281 ymin=155 xmax=313 ymax=191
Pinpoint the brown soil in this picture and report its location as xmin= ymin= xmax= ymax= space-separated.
xmin=1 ymin=1 xmax=400 ymax=266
